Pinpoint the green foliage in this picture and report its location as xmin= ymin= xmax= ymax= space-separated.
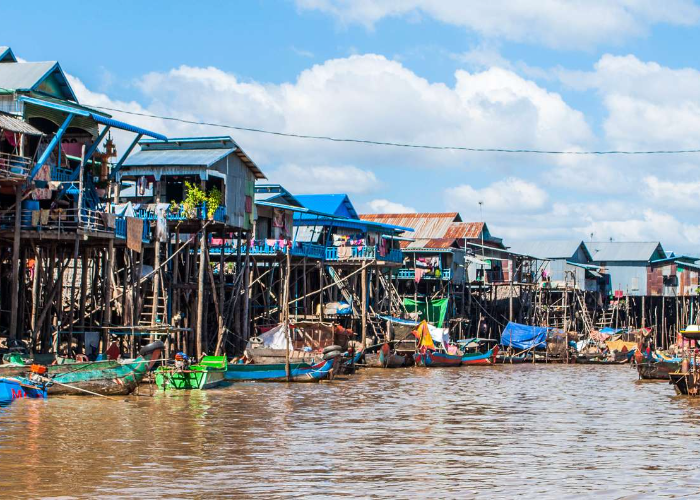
xmin=183 ymin=181 xmax=207 ymax=217
xmin=207 ymin=187 xmax=223 ymax=219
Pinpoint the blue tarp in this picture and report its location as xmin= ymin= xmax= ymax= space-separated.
xmin=600 ymin=327 xmax=624 ymax=335
xmin=500 ymin=322 xmax=548 ymax=350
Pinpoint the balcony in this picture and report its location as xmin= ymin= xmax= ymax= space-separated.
xmin=50 ymin=166 xmax=73 ymax=182
xmin=324 ymin=245 xmax=403 ymax=263
xmin=164 ymin=202 xmax=226 ymax=223
xmin=210 ymin=240 xmax=326 ymax=259
xmin=397 ymin=268 xmax=452 ymax=280
xmin=0 ymin=152 xmax=32 ymax=180
xmin=0 ymin=208 xmax=116 ymax=236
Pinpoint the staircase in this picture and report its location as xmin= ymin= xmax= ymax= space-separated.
xmin=596 ymin=301 xmax=619 ymax=330
xmin=378 ymin=272 xmax=406 ymax=317
xmin=326 ymin=266 xmax=359 ymax=317
xmin=139 ymin=289 xmax=167 ymax=326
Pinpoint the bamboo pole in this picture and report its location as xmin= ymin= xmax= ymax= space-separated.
xmin=9 ymin=185 xmax=21 ymax=341
xmin=283 ymin=247 xmax=291 ymax=381
xmin=196 ymin=222 xmax=207 ymax=358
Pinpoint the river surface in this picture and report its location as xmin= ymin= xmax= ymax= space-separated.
xmin=1 ymin=364 xmax=700 ymax=499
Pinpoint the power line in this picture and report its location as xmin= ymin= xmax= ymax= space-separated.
xmin=83 ymin=104 xmax=700 ymax=155
xmin=3 ymin=80 xmax=700 ymax=155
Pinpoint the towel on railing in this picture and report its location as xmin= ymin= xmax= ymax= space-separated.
xmin=31 ymin=210 xmax=40 ymax=226
xmin=126 ymin=216 xmax=143 ymax=253
xmin=337 ymin=246 xmax=353 ymax=260
xmin=40 ymin=209 xmax=50 ymax=225
xmin=100 ymin=212 xmax=117 ymax=229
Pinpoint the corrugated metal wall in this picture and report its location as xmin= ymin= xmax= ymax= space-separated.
xmin=215 ymin=153 xmax=255 ymax=231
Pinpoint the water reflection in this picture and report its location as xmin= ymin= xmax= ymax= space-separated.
xmin=1 ymin=365 xmax=700 ymax=498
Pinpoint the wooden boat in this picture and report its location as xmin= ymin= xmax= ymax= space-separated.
xmin=225 ymin=358 xmax=336 ymax=382
xmin=154 ymin=356 xmax=227 ymax=390
xmin=637 ymin=359 xmax=680 ymax=380
xmin=495 ymin=353 xmax=528 ymax=364
xmin=365 ymin=343 xmax=408 ymax=368
xmin=48 ymin=341 xmax=164 ymax=396
xmin=340 ymin=349 xmax=364 ymax=374
xmin=462 ymin=345 xmax=499 ymax=366
xmin=669 ymin=371 xmax=700 ymax=396
xmin=414 ymin=350 xmax=462 ymax=367
xmin=0 ymin=376 xmax=47 ymax=403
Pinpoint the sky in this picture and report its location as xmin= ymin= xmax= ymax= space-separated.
xmin=5 ymin=0 xmax=700 ymax=252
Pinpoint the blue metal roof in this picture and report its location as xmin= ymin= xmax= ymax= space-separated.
xmin=294 ymin=216 xmax=412 ymax=234
xmin=90 ymin=114 xmax=167 ymax=141
xmin=295 ymin=194 xmax=359 ymax=219
xmin=122 ymin=147 xmax=235 ymax=168
xmin=17 ymin=96 xmax=166 ymax=139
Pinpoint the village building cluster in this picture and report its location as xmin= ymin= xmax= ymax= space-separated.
xmin=0 ymin=46 xmax=698 ymax=365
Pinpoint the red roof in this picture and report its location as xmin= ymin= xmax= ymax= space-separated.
xmin=361 ymin=213 xmax=486 ymax=241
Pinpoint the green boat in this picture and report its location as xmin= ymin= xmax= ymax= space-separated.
xmin=154 ymin=355 xmax=227 ymax=390
xmin=0 ymin=341 xmax=164 ymax=396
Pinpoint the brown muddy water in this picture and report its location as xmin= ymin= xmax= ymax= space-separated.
xmin=1 ymin=365 xmax=700 ymax=499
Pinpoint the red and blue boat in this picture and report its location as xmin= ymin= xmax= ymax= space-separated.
xmin=461 ymin=345 xmax=499 ymax=365
xmin=0 ymin=376 xmax=48 ymax=403
xmin=414 ymin=350 xmax=462 ymax=367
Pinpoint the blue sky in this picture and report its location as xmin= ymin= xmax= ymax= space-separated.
xmin=6 ymin=0 xmax=700 ymax=251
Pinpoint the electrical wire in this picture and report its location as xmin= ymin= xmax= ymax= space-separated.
xmin=3 ymin=81 xmax=700 ymax=155
xmin=87 ymin=104 xmax=700 ymax=155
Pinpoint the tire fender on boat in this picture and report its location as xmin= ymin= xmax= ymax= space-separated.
xmin=323 ymin=350 xmax=341 ymax=360
xmin=139 ymin=340 xmax=165 ymax=357
xmin=323 ymin=345 xmax=342 ymax=354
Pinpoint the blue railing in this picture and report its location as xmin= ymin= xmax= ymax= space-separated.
xmin=134 ymin=208 xmax=158 ymax=220
xmin=397 ymin=268 xmax=452 ymax=280
xmin=164 ymin=203 xmax=226 ymax=222
xmin=51 ymin=166 xmax=73 ymax=182
xmin=115 ymin=217 xmax=151 ymax=243
xmin=325 ymin=245 xmax=376 ymax=261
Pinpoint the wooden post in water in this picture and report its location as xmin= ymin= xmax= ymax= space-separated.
xmin=103 ymin=239 xmax=114 ymax=353
xmin=196 ymin=222 xmax=207 ymax=359
xmin=9 ymin=185 xmax=21 ymax=342
xmin=283 ymin=246 xmax=291 ymax=381
xmin=242 ymin=232 xmax=251 ymax=345
xmin=361 ymin=265 xmax=368 ymax=347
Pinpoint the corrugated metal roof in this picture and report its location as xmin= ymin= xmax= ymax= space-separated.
xmin=445 ymin=222 xmax=485 ymax=239
xmin=0 ymin=112 xmax=43 ymax=135
xmin=507 ymin=240 xmax=585 ymax=260
xmin=361 ymin=213 xmax=461 ymax=238
xmin=255 ymin=184 xmax=304 ymax=207
xmin=402 ymin=237 xmax=459 ymax=250
xmin=0 ymin=61 xmax=56 ymax=91
xmin=122 ymin=148 xmax=236 ymax=168
xmin=137 ymin=136 xmax=266 ymax=179
xmin=586 ymin=241 xmax=665 ymax=262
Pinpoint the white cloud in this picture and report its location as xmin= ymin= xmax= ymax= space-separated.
xmin=296 ymin=0 xmax=700 ymax=49
xmin=366 ymin=199 xmax=416 ymax=213
xmin=266 ymin=164 xmax=378 ymax=194
xmin=446 ymin=178 xmax=548 ymax=214
xmin=72 ymin=54 xmax=590 ymax=175
xmin=643 ymin=176 xmax=700 ymax=211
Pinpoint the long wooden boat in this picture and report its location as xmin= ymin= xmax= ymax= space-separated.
xmin=462 ymin=346 xmax=499 ymax=366
xmin=0 ymin=377 xmax=47 ymax=403
xmin=225 ymin=358 xmax=336 ymax=382
xmin=495 ymin=354 xmax=528 ymax=364
xmin=414 ymin=351 xmax=462 ymax=367
xmin=637 ymin=359 xmax=681 ymax=380
xmin=48 ymin=341 xmax=164 ymax=396
xmin=154 ymin=356 xmax=227 ymax=390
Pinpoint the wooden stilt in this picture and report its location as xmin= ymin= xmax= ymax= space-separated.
xmin=9 ymin=185 xmax=21 ymax=341
xmin=196 ymin=222 xmax=207 ymax=359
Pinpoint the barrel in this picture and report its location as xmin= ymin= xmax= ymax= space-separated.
xmin=22 ymin=200 xmax=39 ymax=226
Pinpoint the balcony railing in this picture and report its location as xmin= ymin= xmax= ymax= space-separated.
xmin=0 ymin=208 xmax=115 ymax=235
xmin=0 ymin=152 xmax=32 ymax=179
xmin=50 ymin=166 xmax=73 ymax=182
xmin=115 ymin=217 xmax=152 ymax=243
xmin=397 ymin=268 xmax=452 ymax=280
xmin=164 ymin=202 xmax=226 ymax=223
xmin=207 ymin=241 xmax=402 ymax=262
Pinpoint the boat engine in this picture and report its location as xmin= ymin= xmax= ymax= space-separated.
xmin=174 ymin=352 xmax=191 ymax=371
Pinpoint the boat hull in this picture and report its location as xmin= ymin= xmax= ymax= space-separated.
xmin=637 ymin=360 xmax=680 ymax=380
xmin=414 ymin=351 xmax=462 ymax=367
xmin=225 ymin=358 xmax=335 ymax=382
xmin=0 ymin=377 xmax=47 ymax=403
xmin=154 ymin=368 xmax=226 ymax=390
xmin=670 ymin=371 xmax=700 ymax=396
xmin=462 ymin=346 xmax=498 ymax=366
